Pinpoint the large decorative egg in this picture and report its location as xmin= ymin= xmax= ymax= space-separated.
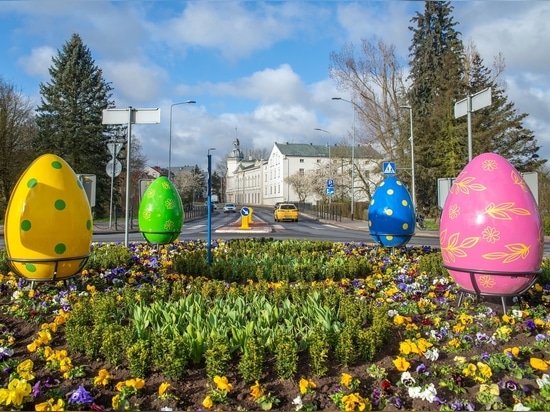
xmin=4 ymin=154 xmax=93 ymax=281
xmin=440 ymin=153 xmax=543 ymax=296
xmin=368 ymin=176 xmax=415 ymax=247
xmin=138 ymin=176 xmax=184 ymax=244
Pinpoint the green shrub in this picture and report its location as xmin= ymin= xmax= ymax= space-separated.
xmin=539 ymin=258 xmax=550 ymax=285
xmin=205 ymin=334 xmax=232 ymax=379
xmin=274 ymin=331 xmax=298 ymax=380
xmin=307 ymin=325 xmax=330 ymax=377
xmin=544 ymin=215 xmax=550 ymax=236
xmin=418 ymin=251 xmax=448 ymax=276
xmin=152 ymin=333 xmax=190 ymax=381
xmin=0 ymin=249 xmax=11 ymax=275
xmin=84 ymin=244 xmax=133 ymax=271
xmin=238 ymin=335 xmax=265 ymax=383
xmin=126 ymin=339 xmax=151 ymax=378
xmin=173 ymin=250 xmax=209 ymax=277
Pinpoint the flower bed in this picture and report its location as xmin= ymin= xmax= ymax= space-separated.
xmin=0 ymin=239 xmax=549 ymax=411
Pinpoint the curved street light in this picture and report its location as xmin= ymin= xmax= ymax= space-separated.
xmin=332 ymin=97 xmax=358 ymax=220
xmin=169 ymin=100 xmax=196 ymax=180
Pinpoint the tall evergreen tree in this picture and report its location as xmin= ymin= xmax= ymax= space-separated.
xmin=407 ymin=1 xmax=466 ymax=212
xmin=34 ymin=33 xmax=114 ymax=217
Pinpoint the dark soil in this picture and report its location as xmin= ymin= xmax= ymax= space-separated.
xmin=0 ymin=294 xmax=535 ymax=411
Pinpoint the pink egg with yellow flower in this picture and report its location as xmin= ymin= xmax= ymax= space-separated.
xmin=439 ymin=153 xmax=543 ymax=296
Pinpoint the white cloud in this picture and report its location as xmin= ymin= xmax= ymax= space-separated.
xmin=103 ymin=60 xmax=168 ymax=104
xmin=17 ymin=46 xmax=55 ymax=79
xmin=157 ymin=2 xmax=300 ymax=61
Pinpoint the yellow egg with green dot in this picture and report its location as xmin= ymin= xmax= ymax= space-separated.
xmin=4 ymin=154 xmax=92 ymax=281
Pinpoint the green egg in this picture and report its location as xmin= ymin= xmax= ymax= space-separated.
xmin=138 ymin=177 xmax=184 ymax=244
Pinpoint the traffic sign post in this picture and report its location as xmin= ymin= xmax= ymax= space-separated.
xmin=240 ymin=207 xmax=251 ymax=230
xmin=102 ymin=107 xmax=161 ymax=245
xmin=383 ymin=162 xmax=396 ymax=175
xmin=454 ymin=87 xmax=492 ymax=161
xmin=326 ymin=187 xmax=335 ymax=195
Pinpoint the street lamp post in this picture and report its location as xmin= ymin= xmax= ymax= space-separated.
xmin=400 ymin=105 xmax=416 ymax=210
xmin=314 ymin=128 xmax=332 ymax=179
xmin=285 ymin=157 xmax=290 ymax=201
xmin=169 ymin=100 xmax=196 ymax=180
xmin=332 ymin=97 xmax=357 ymax=220
xmin=207 ymin=148 xmax=215 ymax=265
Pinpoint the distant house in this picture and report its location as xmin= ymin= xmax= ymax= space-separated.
xmin=141 ymin=166 xmax=164 ymax=179
xmin=225 ymin=139 xmax=383 ymax=207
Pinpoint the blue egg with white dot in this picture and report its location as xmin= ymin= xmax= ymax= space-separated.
xmin=368 ymin=176 xmax=415 ymax=247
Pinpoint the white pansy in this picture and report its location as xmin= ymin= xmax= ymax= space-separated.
xmin=536 ymin=374 xmax=550 ymax=388
xmin=292 ymin=395 xmax=303 ymax=411
xmin=420 ymin=383 xmax=437 ymax=402
xmin=408 ymin=386 xmax=422 ymax=398
xmin=424 ymin=348 xmax=439 ymax=361
xmin=400 ymin=371 xmax=416 ymax=386
xmin=513 ymin=402 xmax=531 ymax=411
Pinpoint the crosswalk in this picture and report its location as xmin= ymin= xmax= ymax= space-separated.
xmin=185 ymin=222 xmax=340 ymax=231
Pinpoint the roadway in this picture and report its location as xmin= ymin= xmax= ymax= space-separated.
xmin=0 ymin=207 xmax=547 ymax=257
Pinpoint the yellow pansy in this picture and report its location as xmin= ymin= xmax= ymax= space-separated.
xmin=530 ymin=357 xmax=550 ymax=371
xmin=392 ymin=356 xmax=410 ymax=372
xmin=158 ymin=382 xmax=170 ymax=397
xmin=202 ymin=395 xmax=213 ymax=409
xmin=341 ymin=373 xmax=353 ymax=388
xmin=213 ymin=375 xmax=233 ymax=392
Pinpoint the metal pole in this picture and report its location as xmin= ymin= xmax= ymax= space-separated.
xmin=314 ymin=128 xmax=332 ymax=205
xmin=332 ymin=97 xmax=358 ymax=220
xmin=124 ymin=107 xmax=132 ymax=247
xmin=207 ymin=148 xmax=215 ymax=265
xmin=408 ymin=107 xmax=416 ymax=209
xmin=287 ymin=157 xmax=290 ymax=201
xmin=351 ymin=108 xmax=355 ymax=220
xmin=400 ymin=105 xmax=416 ymax=209
xmin=109 ymin=152 xmax=115 ymax=229
xmin=467 ymin=95 xmax=473 ymax=162
xmin=169 ymin=100 xmax=196 ymax=180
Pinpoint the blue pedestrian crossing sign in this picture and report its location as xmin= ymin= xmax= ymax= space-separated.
xmin=383 ymin=161 xmax=396 ymax=175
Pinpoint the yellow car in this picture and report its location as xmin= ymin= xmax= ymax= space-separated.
xmin=274 ymin=203 xmax=299 ymax=222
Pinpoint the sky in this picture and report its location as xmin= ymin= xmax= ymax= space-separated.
xmin=1 ymin=1 xmax=549 ymax=173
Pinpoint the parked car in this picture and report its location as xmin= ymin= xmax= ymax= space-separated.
xmin=273 ymin=201 xmax=283 ymax=210
xmin=273 ymin=203 xmax=299 ymax=222
xmin=223 ymin=203 xmax=237 ymax=213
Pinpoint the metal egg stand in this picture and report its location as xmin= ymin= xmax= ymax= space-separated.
xmin=7 ymin=254 xmax=90 ymax=288
xmin=140 ymin=230 xmax=180 ymax=245
xmin=443 ymin=264 xmax=541 ymax=313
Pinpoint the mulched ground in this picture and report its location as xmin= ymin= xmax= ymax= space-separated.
xmin=0 ymin=292 xmax=536 ymax=411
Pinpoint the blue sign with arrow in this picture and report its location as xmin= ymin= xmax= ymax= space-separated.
xmin=241 ymin=207 xmax=250 ymax=216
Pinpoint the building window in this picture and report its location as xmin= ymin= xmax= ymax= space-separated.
xmin=300 ymin=159 xmax=304 ymax=163
xmin=299 ymin=169 xmax=304 ymax=176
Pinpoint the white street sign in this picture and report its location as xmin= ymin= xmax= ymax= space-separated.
xmin=107 ymin=142 xmax=124 ymax=156
xmin=454 ymin=87 xmax=492 ymax=118
xmin=102 ymin=108 xmax=161 ymax=125
xmin=106 ymin=159 xmax=122 ymax=178
xmin=454 ymin=87 xmax=492 ymax=161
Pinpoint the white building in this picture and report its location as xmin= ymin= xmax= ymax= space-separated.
xmin=225 ymin=138 xmax=383 ymax=207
